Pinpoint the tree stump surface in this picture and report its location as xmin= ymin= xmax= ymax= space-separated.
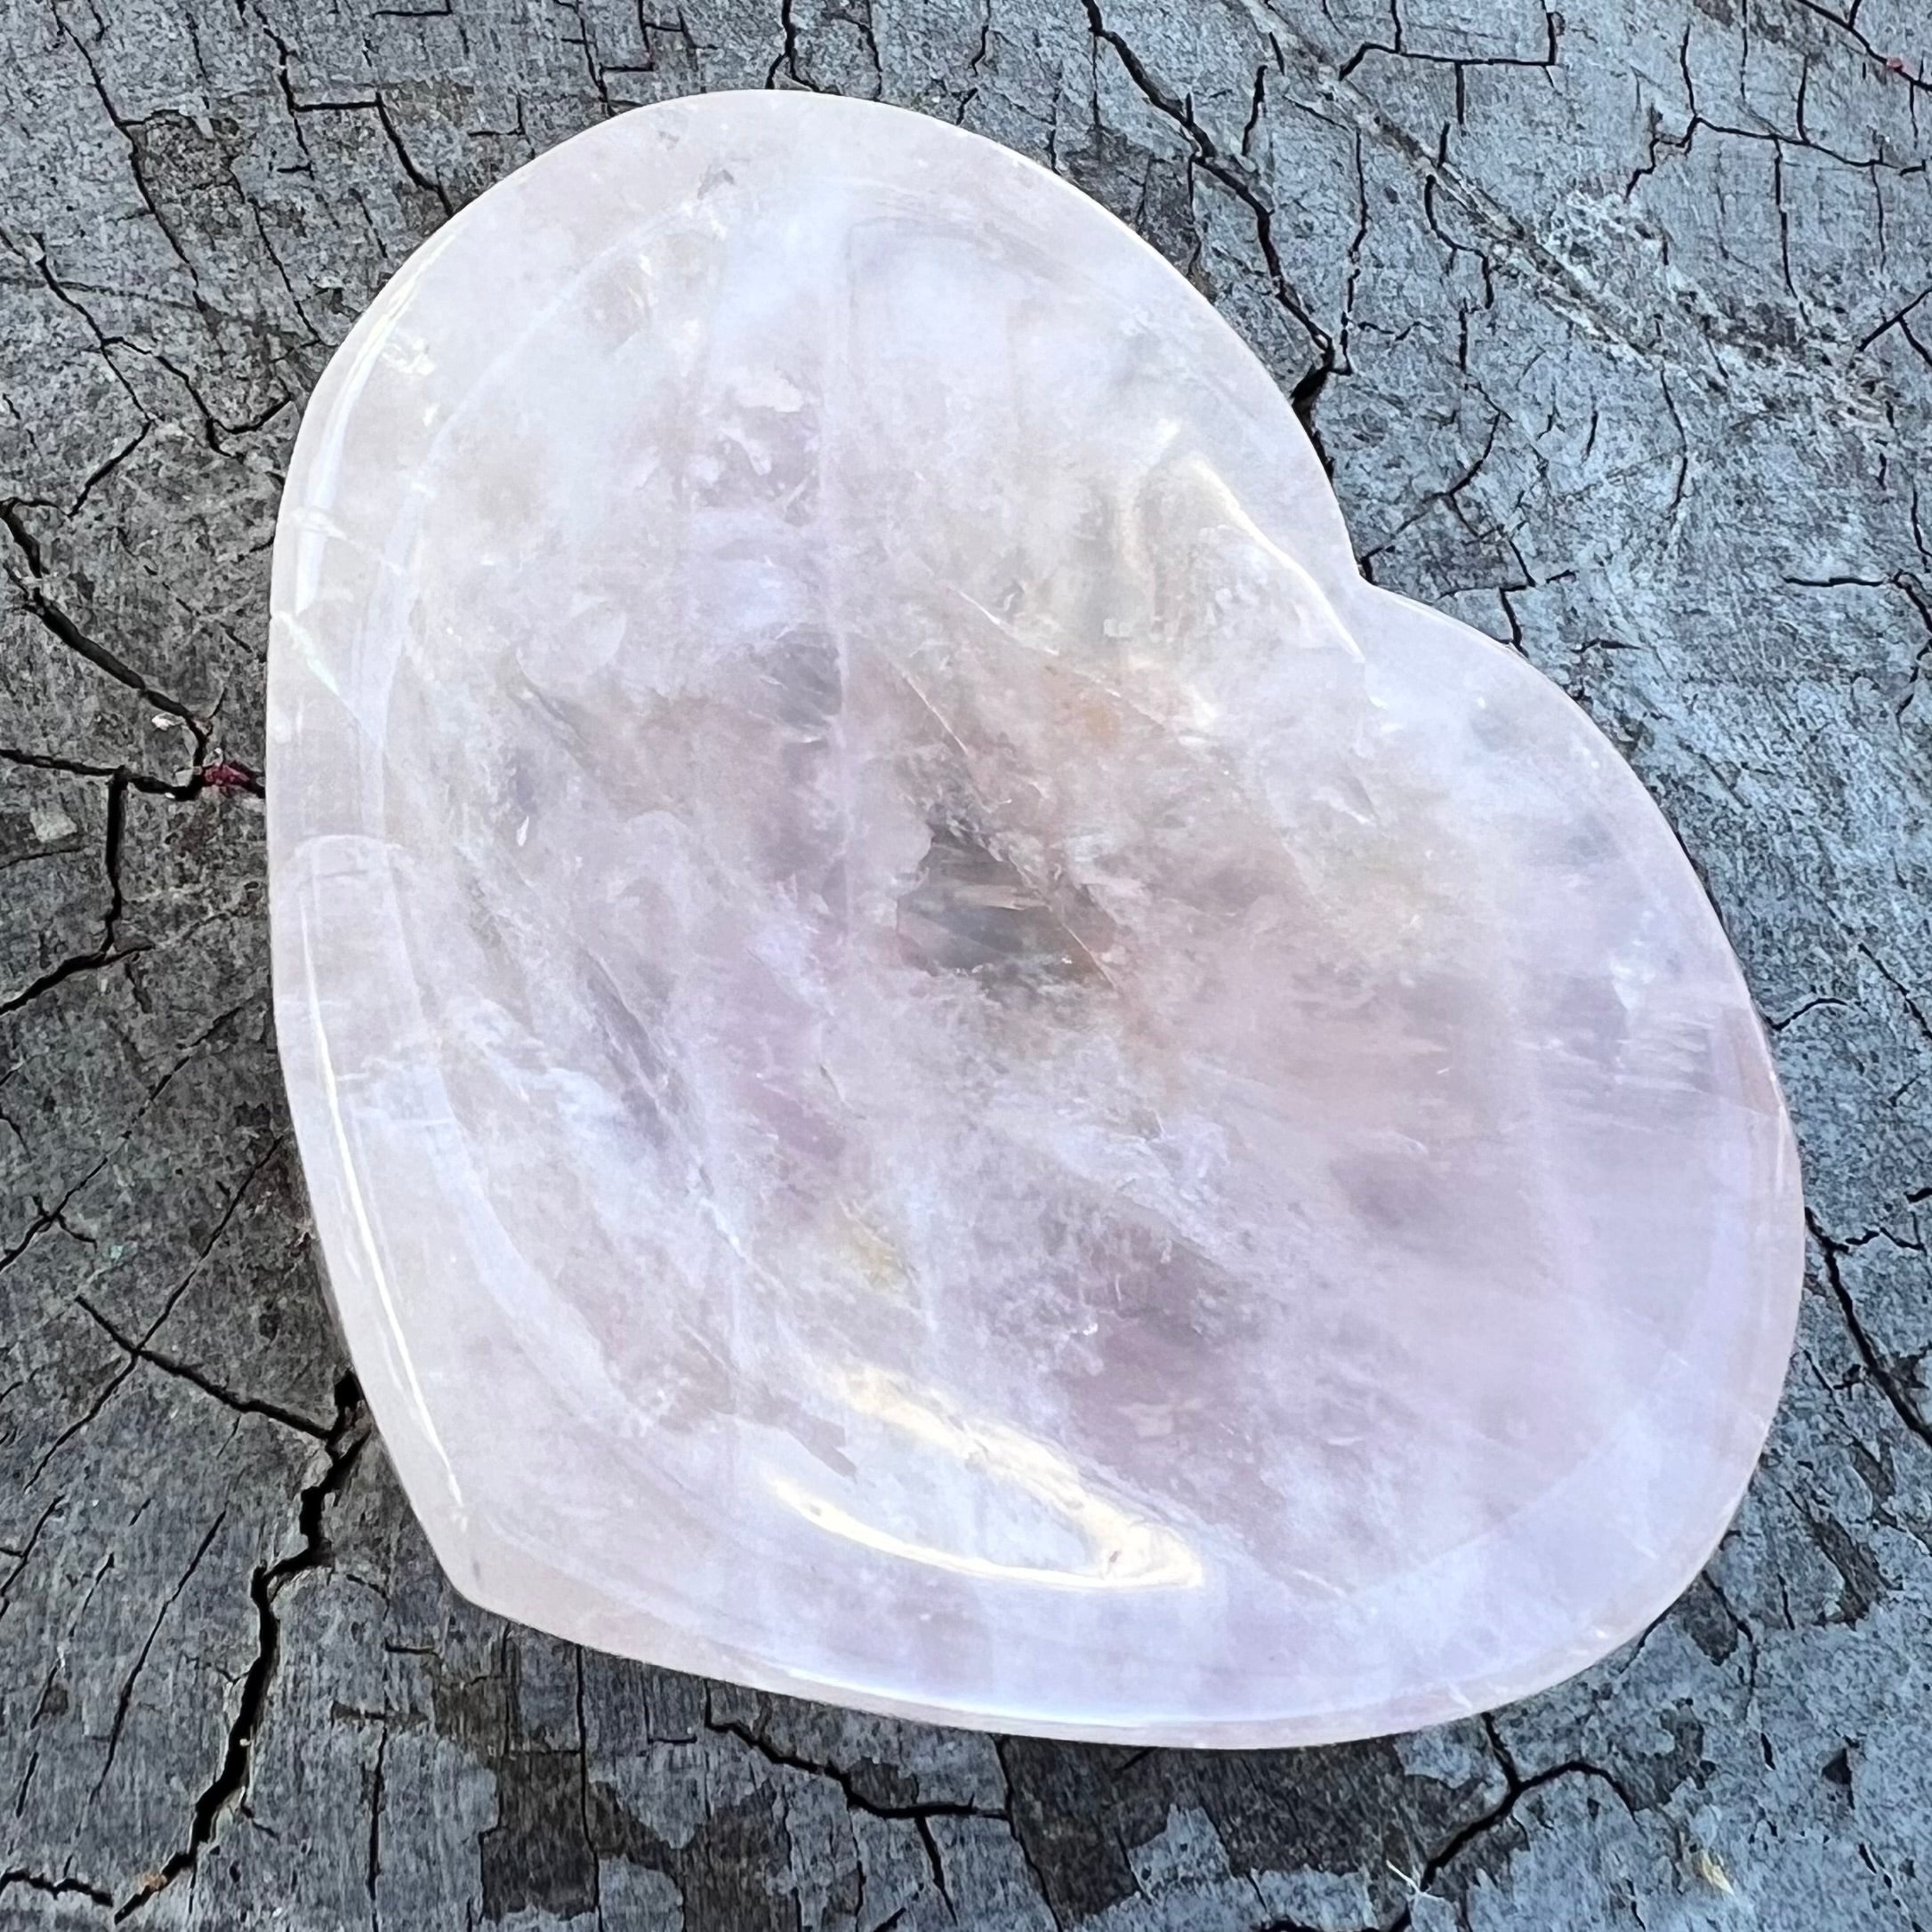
xmin=3 ymin=0 xmax=1929 ymax=1925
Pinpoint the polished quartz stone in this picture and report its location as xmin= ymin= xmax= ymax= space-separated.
xmin=268 ymin=92 xmax=1803 ymax=1746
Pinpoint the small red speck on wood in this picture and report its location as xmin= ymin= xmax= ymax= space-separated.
xmin=200 ymin=760 xmax=260 ymax=795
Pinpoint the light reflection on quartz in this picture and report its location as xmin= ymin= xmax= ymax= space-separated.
xmin=766 ymin=1364 xmax=1203 ymax=1591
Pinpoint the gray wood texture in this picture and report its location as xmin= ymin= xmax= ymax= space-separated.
xmin=3 ymin=0 xmax=1929 ymax=1924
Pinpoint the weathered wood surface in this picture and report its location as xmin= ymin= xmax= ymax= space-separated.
xmin=2 ymin=0 xmax=1929 ymax=1924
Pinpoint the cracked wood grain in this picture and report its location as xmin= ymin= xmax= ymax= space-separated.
xmin=2 ymin=0 xmax=1929 ymax=1926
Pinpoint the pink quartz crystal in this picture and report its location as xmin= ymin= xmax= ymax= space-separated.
xmin=268 ymin=92 xmax=1803 ymax=1746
